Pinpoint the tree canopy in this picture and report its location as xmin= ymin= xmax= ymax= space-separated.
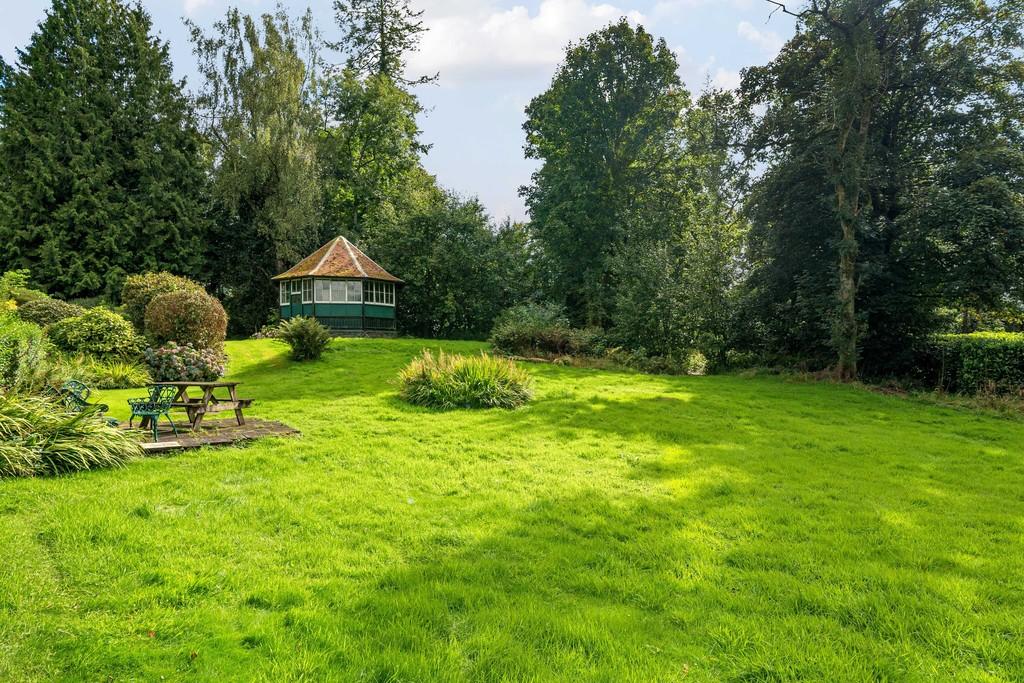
xmin=0 ymin=0 xmax=209 ymax=300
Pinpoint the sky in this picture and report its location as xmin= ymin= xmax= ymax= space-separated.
xmin=0 ymin=0 xmax=796 ymax=222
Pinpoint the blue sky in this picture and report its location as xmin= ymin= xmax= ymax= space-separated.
xmin=0 ymin=0 xmax=796 ymax=221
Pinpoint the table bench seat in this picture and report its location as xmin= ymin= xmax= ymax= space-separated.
xmin=149 ymin=382 xmax=254 ymax=429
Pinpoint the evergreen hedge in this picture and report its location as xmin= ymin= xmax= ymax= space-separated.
xmin=925 ymin=333 xmax=1024 ymax=394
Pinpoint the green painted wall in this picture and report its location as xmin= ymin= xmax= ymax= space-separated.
xmin=313 ymin=303 xmax=362 ymax=317
xmin=364 ymin=304 xmax=395 ymax=319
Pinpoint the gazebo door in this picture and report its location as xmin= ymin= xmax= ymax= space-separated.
xmin=289 ymin=288 xmax=302 ymax=317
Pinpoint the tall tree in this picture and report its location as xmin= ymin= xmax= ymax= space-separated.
xmin=318 ymin=69 xmax=428 ymax=241
xmin=188 ymin=7 xmax=324 ymax=334
xmin=522 ymin=20 xmax=689 ymax=326
xmin=361 ymin=177 xmax=525 ymax=339
xmin=743 ymin=0 xmax=1024 ymax=376
xmin=333 ymin=0 xmax=437 ymax=85
xmin=0 ymin=0 xmax=209 ymax=299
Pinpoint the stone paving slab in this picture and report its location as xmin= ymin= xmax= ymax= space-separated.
xmin=121 ymin=418 xmax=300 ymax=453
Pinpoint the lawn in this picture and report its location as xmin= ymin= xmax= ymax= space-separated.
xmin=2 ymin=338 xmax=1024 ymax=681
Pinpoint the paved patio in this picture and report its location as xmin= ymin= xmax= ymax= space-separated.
xmin=121 ymin=418 xmax=299 ymax=454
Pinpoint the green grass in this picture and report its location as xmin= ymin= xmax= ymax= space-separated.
xmin=2 ymin=338 xmax=1024 ymax=681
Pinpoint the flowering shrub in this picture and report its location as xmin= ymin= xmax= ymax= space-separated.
xmin=144 ymin=289 xmax=227 ymax=350
xmin=144 ymin=342 xmax=226 ymax=382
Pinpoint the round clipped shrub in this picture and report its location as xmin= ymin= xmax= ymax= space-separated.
xmin=16 ymin=298 xmax=85 ymax=327
xmin=121 ymin=271 xmax=205 ymax=331
xmin=276 ymin=317 xmax=330 ymax=361
xmin=144 ymin=342 xmax=226 ymax=382
xmin=144 ymin=289 xmax=227 ymax=350
xmin=399 ymin=350 xmax=533 ymax=410
xmin=47 ymin=309 xmax=142 ymax=359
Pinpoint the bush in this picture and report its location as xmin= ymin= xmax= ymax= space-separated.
xmin=121 ymin=271 xmax=205 ymax=331
xmin=144 ymin=289 xmax=228 ymax=350
xmin=144 ymin=342 xmax=226 ymax=382
xmin=0 ymin=393 xmax=140 ymax=478
xmin=16 ymin=298 xmax=85 ymax=327
xmin=0 ymin=315 xmax=52 ymax=393
xmin=276 ymin=317 xmax=330 ymax=361
xmin=490 ymin=303 xmax=591 ymax=356
xmin=0 ymin=269 xmax=48 ymax=306
xmin=47 ymin=309 xmax=142 ymax=359
xmin=251 ymin=321 xmax=282 ymax=339
xmin=922 ymin=332 xmax=1024 ymax=395
xmin=399 ymin=350 xmax=533 ymax=410
xmin=80 ymin=357 xmax=152 ymax=389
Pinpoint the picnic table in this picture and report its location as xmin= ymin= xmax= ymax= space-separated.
xmin=147 ymin=381 xmax=253 ymax=430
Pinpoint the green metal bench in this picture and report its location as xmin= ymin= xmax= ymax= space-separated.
xmin=128 ymin=384 xmax=179 ymax=443
xmin=54 ymin=380 xmax=118 ymax=426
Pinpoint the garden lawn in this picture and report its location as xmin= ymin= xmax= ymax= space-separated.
xmin=2 ymin=338 xmax=1024 ymax=681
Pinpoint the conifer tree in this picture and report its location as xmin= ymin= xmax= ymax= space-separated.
xmin=0 ymin=0 xmax=210 ymax=299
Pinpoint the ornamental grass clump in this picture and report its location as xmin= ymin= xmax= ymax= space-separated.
xmin=0 ymin=394 xmax=140 ymax=478
xmin=399 ymin=350 xmax=533 ymax=410
xmin=276 ymin=317 xmax=331 ymax=361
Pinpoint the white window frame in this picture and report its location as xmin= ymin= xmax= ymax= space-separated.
xmin=301 ymin=278 xmax=313 ymax=304
xmin=279 ymin=282 xmax=288 ymax=305
xmin=290 ymin=280 xmax=301 ymax=295
xmin=313 ymin=278 xmax=363 ymax=304
xmin=364 ymin=280 xmax=395 ymax=307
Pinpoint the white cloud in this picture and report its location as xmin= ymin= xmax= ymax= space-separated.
xmin=409 ymin=0 xmax=646 ymax=84
xmin=183 ymin=0 xmax=215 ymax=16
xmin=652 ymin=0 xmax=755 ymax=18
xmin=737 ymin=20 xmax=784 ymax=55
xmin=674 ymin=45 xmax=741 ymax=92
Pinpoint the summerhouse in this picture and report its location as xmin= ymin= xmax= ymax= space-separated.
xmin=272 ymin=236 xmax=402 ymax=335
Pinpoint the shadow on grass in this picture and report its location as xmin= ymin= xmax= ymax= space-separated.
xmin=272 ymin=486 xmax=1021 ymax=681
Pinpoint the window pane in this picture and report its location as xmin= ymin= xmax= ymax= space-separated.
xmin=348 ymin=281 xmax=362 ymax=302
xmin=280 ymin=283 xmax=287 ymax=304
xmin=291 ymin=281 xmax=301 ymax=294
xmin=316 ymin=279 xmax=330 ymax=302
xmin=331 ymin=280 xmax=345 ymax=302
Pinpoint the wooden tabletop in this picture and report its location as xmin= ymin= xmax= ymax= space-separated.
xmin=147 ymin=381 xmax=239 ymax=387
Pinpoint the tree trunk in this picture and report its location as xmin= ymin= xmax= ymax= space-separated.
xmin=835 ymin=197 xmax=859 ymax=380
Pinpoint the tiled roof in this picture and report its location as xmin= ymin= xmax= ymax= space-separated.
xmin=272 ymin=236 xmax=402 ymax=283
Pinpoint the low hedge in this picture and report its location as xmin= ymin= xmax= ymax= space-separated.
xmin=16 ymin=298 xmax=85 ymax=327
xmin=924 ymin=332 xmax=1024 ymax=395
